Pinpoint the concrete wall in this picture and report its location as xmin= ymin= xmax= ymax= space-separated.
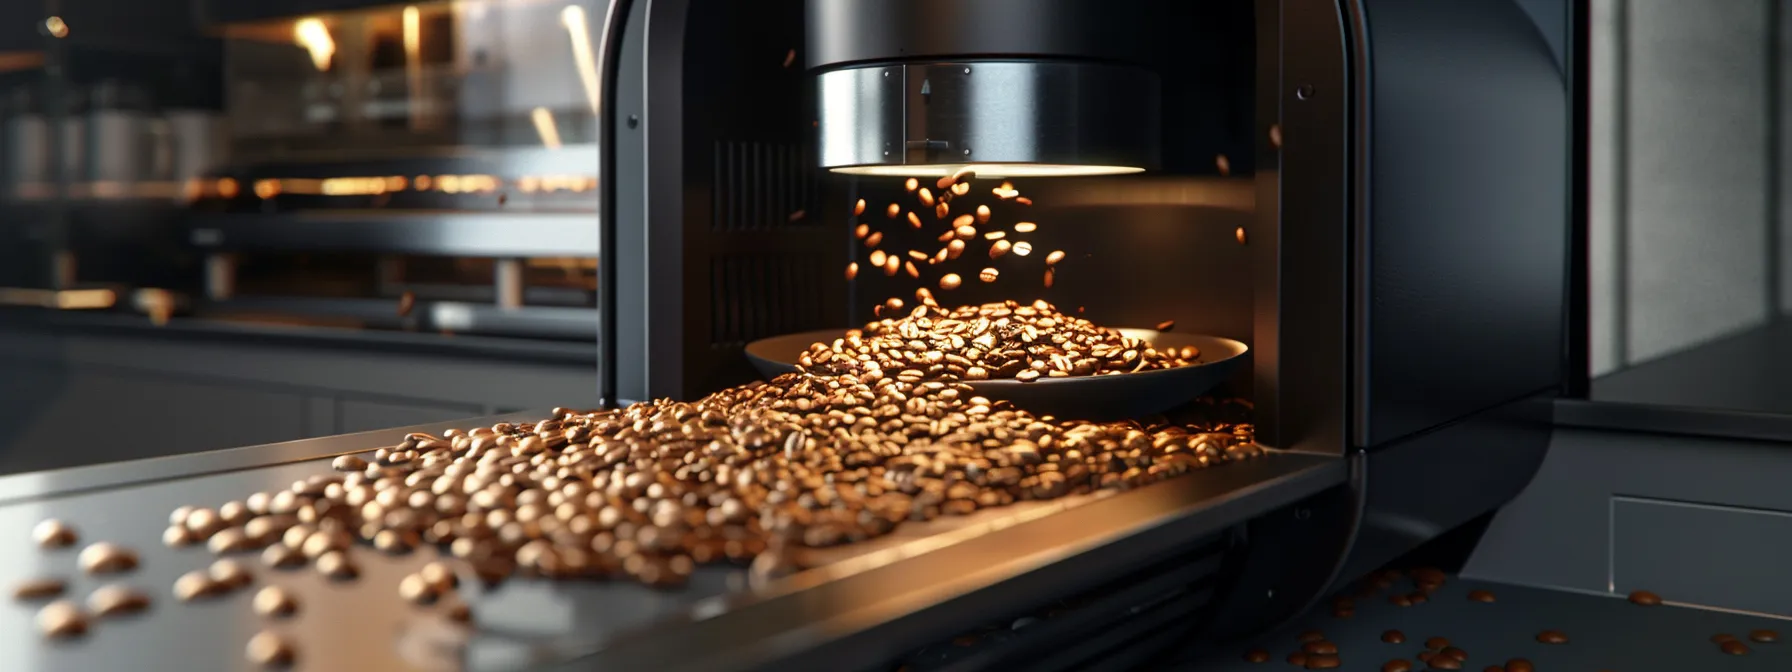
xmin=1588 ymin=0 xmax=1784 ymax=376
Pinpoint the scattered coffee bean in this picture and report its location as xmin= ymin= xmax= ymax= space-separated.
xmin=246 ymin=630 xmax=296 ymax=667
xmin=975 ymin=204 xmax=991 ymax=224
xmin=1628 ymin=590 xmax=1661 ymax=606
xmin=1012 ymin=241 xmax=1033 ymax=256
xmin=420 ymin=561 xmax=459 ymax=591
xmin=399 ymin=573 xmax=440 ymax=606
xmin=262 ymin=545 xmax=305 ymax=570
xmin=1504 ymin=660 xmax=1533 ymax=672
xmin=1014 ymin=221 xmax=1036 ymax=233
xmin=220 ymin=501 xmax=251 ymax=526
xmin=316 ymin=550 xmax=358 ymax=581
xmin=1467 ymin=589 xmax=1495 ymax=603
xmin=1441 ymin=646 xmax=1468 ymax=662
xmin=252 ymin=586 xmax=298 ymax=618
xmin=1382 ymin=661 xmax=1412 ymax=672
xmin=1720 ymin=640 xmax=1750 ymax=655
xmin=845 ymin=262 xmax=858 ymax=280
xmin=14 ymin=578 xmax=67 ymax=601
xmin=854 ymin=199 xmax=866 ymax=216
xmin=979 ymin=268 xmax=999 ymax=283
xmin=211 ymin=558 xmax=253 ymax=589
xmin=170 ymin=505 xmax=196 ymax=526
xmin=36 ymin=600 xmax=86 ymax=639
xmin=209 ymin=528 xmax=253 ymax=554
xmin=1424 ymin=637 xmax=1449 ymax=650
xmin=332 ymin=455 xmax=368 ymax=472
xmin=1428 ymin=657 xmax=1462 ymax=671
xmin=1243 ymin=648 xmax=1270 ymax=663
xmin=1536 ymin=630 xmax=1568 ymax=644
xmin=164 ymin=525 xmax=196 ymax=548
xmin=86 ymin=585 xmax=150 ymax=618
xmin=78 ymin=542 xmax=138 ymax=575
xmin=186 ymin=508 xmax=225 ymax=538
xmin=1750 ymin=629 xmax=1778 ymax=643
xmin=173 ymin=570 xmax=226 ymax=601
xmin=1382 ymin=630 xmax=1406 ymax=644
xmin=886 ymin=203 xmax=900 ymax=218
xmin=1713 ymin=633 xmax=1738 ymax=643
xmin=1045 ymin=250 xmax=1066 ymax=265
xmin=32 ymin=519 xmax=77 ymax=549
xmin=1306 ymin=653 xmax=1341 ymax=669
xmin=939 ymin=273 xmax=963 ymax=290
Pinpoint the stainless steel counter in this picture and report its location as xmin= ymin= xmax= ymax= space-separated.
xmin=0 ymin=413 xmax=1344 ymax=672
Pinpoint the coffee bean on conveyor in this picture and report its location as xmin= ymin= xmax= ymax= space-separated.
xmin=211 ymin=559 xmax=253 ymax=589
xmin=246 ymin=630 xmax=296 ymax=667
xmin=1382 ymin=661 xmax=1413 ymax=672
xmin=185 ymin=508 xmax=225 ymax=538
xmin=1303 ymin=641 xmax=1338 ymax=655
xmin=174 ymin=570 xmax=226 ymax=601
xmin=1441 ymin=647 xmax=1468 ymax=662
xmin=1713 ymin=633 xmax=1739 ymax=643
xmin=1720 ymin=640 xmax=1751 ymax=655
xmin=78 ymin=543 xmax=138 ymax=575
xmin=1243 ymin=649 xmax=1270 ymax=663
xmin=14 ymin=578 xmax=66 ymax=601
xmin=252 ymin=586 xmax=298 ymax=619
xmin=262 ymin=545 xmax=305 ymax=570
xmin=86 ymin=585 xmax=150 ymax=618
xmin=220 ymin=501 xmax=251 ymax=526
xmin=37 ymin=601 xmax=86 ymax=639
xmin=1750 ymin=629 xmax=1779 ymax=643
xmin=1428 ymin=657 xmax=1462 ymax=671
xmin=1628 ymin=590 xmax=1661 ymax=605
xmin=1467 ymin=589 xmax=1495 ymax=602
xmin=1305 ymin=653 xmax=1341 ymax=669
xmin=420 ymin=562 xmax=459 ymax=591
xmin=164 ymin=525 xmax=196 ymax=548
xmin=315 ymin=551 xmax=358 ymax=581
xmin=1424 ymin=637 xmax=1449 ymax=650
xmin=209 ymin=528 xmax=254 ymax=554
xmin=1504 ymin=660 xmax=1533 ymax=672
xmin=33 ymin=519 xmax=77 ymax=549
xmin=1382 ymin=630 xmax=1406 ymax=644
xmin=332 ymin=455 xmax=368 ymax=472
xmin=399 ymin=573 xmax=441 ymax=606
xmin=1536 ymin=630 xmax=1568 ymax=644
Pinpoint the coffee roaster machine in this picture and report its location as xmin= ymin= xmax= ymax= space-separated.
xmin=591 ymin=0 xmax=1571 ymax=668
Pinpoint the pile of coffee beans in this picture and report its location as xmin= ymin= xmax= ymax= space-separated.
xmin=152 ymin=372 xmax=1254 ymax=604
xmin=798 ymin=299 xmax=1201 ymax=383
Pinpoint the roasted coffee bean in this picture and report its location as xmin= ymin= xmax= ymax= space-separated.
xmin=1382 ymin=661 xmax=1413 ymax=672
xmin=1013 ymin=241 xmax=1033 ymax=256
xmin=886 ymin=203 xmax=900 ymax=218
xmin=86 ymin=585 xmax=150 ymax=618
xmin=1045 ymin=250 xmax=1066 ymax=265
xmin=1428 ymin=657 xmax=1462 ymax=671
xmin=164 ymin=525 xmax=196 ymax=548
xmin=332 ymin=455 xmax=369 ymax=472
xmin=210 ymin=559 xmax=253 ymax=589
xmin=1303 ymin=641 xmax=1338 ymax=655
xmin=220 ymin=501 xmax=252 ymax=526
xmin=979 ymin=268 xmax=999 ymax=283
xmin=1440 ymin=647 xmax=1468 ymax=662
xmin=1713 ymin=633 xmax=1739 ymax=643
xmin=1750 ymin=629 xmax=1779 ymax=643
xmin=37 ymin=601 xmax=86 ymax=639
xmin=1467 ymin=589 xmax=1495 ymax=603
xmin=1628 ymin=589 xmax=1661 ymax=605
xmin=32 ymin=519 xmax=77 ymax=548
xmin=1382 ymin=630 xmax=1406 ymax=644
xmin=854 ymin=199 xmax=866 ymax=216
xmin=246 ymin=630 xmax=296 ymax=667
xmin=940 ymin=274 xmax=963 ymax=290
xmin=1504 ymin=660 xmax=1533 ymax=672
xmin=845 ymin=262 xmax=858 ymax=280
xmin=186 ymin=508 xmax=225 ymax=538
xmin=1243 ymin=648 xmax=1270 ymax=663
xmin=1391 ymin=594 xmax=1413 ymax=607
xmin=173 ymin=570 xmax=225 ymax=601
xmin=918 ymin=187 xmax=934 ymax=207
xmin=1306 ymin=654 xmax=1341 ymax=669
xmin=78 ymin=542 xmax=138 ymax=575
xmin=1720 ymin=640 xmax=1750 ymax=655
xmin=315 ymin=551 xmax=358 ymax=581
xmin=1014 ymin=222 xmax=1036 ymax=233
xmin=989 ymin=240 xmax=1012 ymax=259
xmin=976 ymin=204 xmax=991 ymax=224
xmin=1535 ymin=630 xmax=1568 ymax=644
xmin=399 ymin=573 xmax=441 ymax=605
xmin=170 ymin=505 xmax=197 ymax=526
xmin=252 ymin=586 xmax=298 ymax=619
xmin=1424 ymin=637 xmax=1449 ymax=650
xmin=209 ymin=528 xmax=253 ymax=554
xmin=14 ymin=578 xmax=67 ymax=601
xmin=262 ymin=545 xmax=305 ymax=570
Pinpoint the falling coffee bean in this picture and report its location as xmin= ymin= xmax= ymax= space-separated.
xmin=1045 ymin=250 xmax=1066 ymax=265
xmin=32 ymin=519 xmax=77 ymax=549
xmin=976 ymin=204 xmax=991 ymax=224
xmin=1535 ymin=630 xmax=1568 ymax=644
xmin=979 ymin=268 xmax=999 ymax=283
xmin=14 ymin=578 xmax=67 ymax=601
xmin=246 ymin=630 xmax=296 ymax=667
xmin=1628 ymin=590 xmax=1662 ymax=606
xmin=78 ymin=542 xmax=138 ymax=575
xmin=1014 ymin=222 xmax=1037 ymax=233
xmin=1467 ymin=589 xmax=1496 ymax=603
xmin=36 ymin=600 xmax=86 ymax=639
xmin=1243 ymin=649 xmax=1270 ymax=663
xmin=1382 ymin=630 xmax=1406 ymax=644
xmin=1750 ymin=629 xmax=1778 ymax=643
xmin=252 ymin=586 xmax=298 ymax=619
xmin=940 ymin=274 xmax=963 ymax=290
xmin=853 ymin=199 xmax=866 ymax=216
xmin=845 ymin=262 xmax=859 ymax=280
xmin=886 ymin=203 xmax=900 ymax=218
xmin=86 ymin=585 xmax=150 ymax=618
xmin=1720 ymin=640 xmax=1751 ymax=655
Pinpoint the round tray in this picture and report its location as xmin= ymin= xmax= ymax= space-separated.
xmin=744 ymin=328 xmax=1250 ymax=420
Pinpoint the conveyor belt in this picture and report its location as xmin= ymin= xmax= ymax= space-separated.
xmin=1185 ymin=574 xmax=1792 ymax=671
xmin=0 ymin=412 xmax=1345 ymax=672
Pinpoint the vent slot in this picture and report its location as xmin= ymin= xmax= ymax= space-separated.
xmin=713 ymin=140 xmax=816 ymax=231
xmin=709 ymin=254 xmax=824 ymax=346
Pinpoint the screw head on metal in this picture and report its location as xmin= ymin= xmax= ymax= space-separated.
xmin=1295 ymin=84 xmax=1314 ymax=100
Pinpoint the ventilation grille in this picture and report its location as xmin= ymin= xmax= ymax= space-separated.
xmin=709 ymin=254 xmax=825 ymax=346
xmin=713 ymin=140 xmax=817 ymax=231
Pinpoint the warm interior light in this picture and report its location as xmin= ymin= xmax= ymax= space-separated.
xmin=403 ymin=6 xmax=424 ymax=127
xmin=828 ymin=163 xmax=1146 ymax=178
xmin=293 ymin=18 xmax=335 ymax=71
xmin=561 ymin=6 xmax=601 ymax=115
xmin=530 ymin=107 xmax=563 ymax=149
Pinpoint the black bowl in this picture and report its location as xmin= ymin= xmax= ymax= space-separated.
xmin=743 ymin=328 xmax=1249 ymax=420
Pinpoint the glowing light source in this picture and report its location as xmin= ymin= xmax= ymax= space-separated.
xmin=293 ymin=18 xmax=335 ymax=71
xmin=828 ymin=163 xmax=1145 ymax=178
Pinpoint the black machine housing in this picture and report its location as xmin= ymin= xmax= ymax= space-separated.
xmin=601 ymin=0 xmax=1570 ymax=666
